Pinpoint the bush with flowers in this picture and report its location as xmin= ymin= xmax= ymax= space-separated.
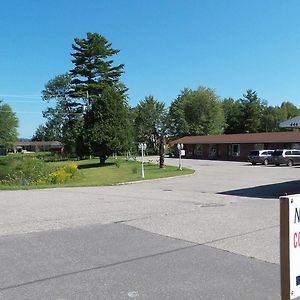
xmin=46 ymin=162 xmax=79 ymax=184
xmin=0 ymin=157 xmax=79 ymax=186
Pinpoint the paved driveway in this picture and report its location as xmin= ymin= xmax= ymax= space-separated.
xmin=1 ymin=158 xmax=296 ymax=299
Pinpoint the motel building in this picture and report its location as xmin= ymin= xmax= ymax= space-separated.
xmin=170 ymin=131 xmax=300 ymax=162
xmin=14 ymin=141 xmax=64 ymax=153
xmin=0 ymin=141 xmax=64 ymax=156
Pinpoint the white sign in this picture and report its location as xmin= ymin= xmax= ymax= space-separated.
xmin=289 ymin=196 xmax=300 ymax=299
xmin=177 ymin=143 xmax=184 ymax=150
xmin=181 ymin=150 xmax=185 ymax=156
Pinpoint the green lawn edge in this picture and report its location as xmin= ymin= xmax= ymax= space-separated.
xmin=0 ymin=158 xmax=195 ymax=191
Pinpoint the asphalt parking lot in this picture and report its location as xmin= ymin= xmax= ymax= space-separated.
xmin=1 ymin=158 xmax=298 ymax=299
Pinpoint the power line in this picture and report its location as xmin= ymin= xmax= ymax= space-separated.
xmin=0 ymin=94 xmax=41 ymax=98
xmin=0 ymin=110 xmax=83 ymax=115
xmin=1 ymin=100 xmax=43 ymax=103
xmin=0 ymin=111 xmax=42 ymax=114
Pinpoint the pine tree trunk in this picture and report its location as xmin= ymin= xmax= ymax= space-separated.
xmin=99 ymin=156 xmax=106 ymax=165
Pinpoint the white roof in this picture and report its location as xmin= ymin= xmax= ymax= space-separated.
xmin=279 ymin=115 xmax=300 ymax=128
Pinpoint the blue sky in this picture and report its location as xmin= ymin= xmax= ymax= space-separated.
xmin=1 ymin=0 xmax=300 ymax=138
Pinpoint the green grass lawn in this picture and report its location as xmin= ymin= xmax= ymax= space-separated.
xmin=0 ymin=157 xmax=194 ymax=190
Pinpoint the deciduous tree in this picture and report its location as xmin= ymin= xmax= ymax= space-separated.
xmin=168 ymin=87 xmax=224 ymax=137
xmin=37 ymin=73 xmax=84 ymax=153
xmin=0 ymin=102 xmax=19 ymax=149
xmin=133 ymin=95 xmax=167 ymax=154
xmin=280 ymin=101 xmax=300 ymax=120
xmin=223 ymin=98 xmax=243 ymax=134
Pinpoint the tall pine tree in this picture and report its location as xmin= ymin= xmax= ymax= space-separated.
xmin=69 ymin=32 xmax=132 ymax=163
xmin=239 ymin=90 xmax=266 ymax=133
xmin=70 ymin=32 xmax=126 ymax=102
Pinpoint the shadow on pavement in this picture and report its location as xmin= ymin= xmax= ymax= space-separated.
xmin=218 ymin=180 xmax=300 ymax=199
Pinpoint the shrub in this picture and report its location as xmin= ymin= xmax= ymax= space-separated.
xmin=0 ymin=157 xmax=50 ymax=185
xmin=47 ymin=169 xmax=73 ymax=184
xmin=36 ymin=152 xmax=68 ymax=162
xmin=0 ymin=157 xmax=79 ymax=186
xmin=132 ymin=165 xmax=138 ymax=174
xmin=64 ymin=162 xmax=78 ymax=175
xmin=46 ymin=162 xmax=79 ymax=184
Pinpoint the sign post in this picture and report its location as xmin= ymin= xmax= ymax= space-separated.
xmin=138 ymin=143 xmax=147 ymax=179
xmin=177 ymin=143 xmax=184 ymax=171
xmin=280 ymin=194 xmax=300 ymax=300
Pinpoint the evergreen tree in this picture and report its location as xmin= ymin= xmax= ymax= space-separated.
xmin=239 ymin=90 xmax=266 ymax=133
xmin=70 ymin=32 xmax=126 ymax=102
xmin=69 ymin=32 xmax=132 ymax=163
xmin=83 ymin=86 xmax=133 ymax=164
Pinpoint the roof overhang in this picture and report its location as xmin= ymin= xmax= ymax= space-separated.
xmin=170 ymin=132 xmax=300 ymax=145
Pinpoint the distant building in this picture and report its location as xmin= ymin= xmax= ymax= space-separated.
xmin=280 ymin=115 xmax=300 ymax=129
xmin=14 ymin=141 xmax=64 ymax=153
xmin=170 ymin=132 xmax=300 ymax=161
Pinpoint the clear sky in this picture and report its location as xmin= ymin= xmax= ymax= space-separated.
xmin=1 ymin=0 xmax=300 ymax=138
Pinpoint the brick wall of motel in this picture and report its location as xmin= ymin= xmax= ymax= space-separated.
xmin=177 ymin=142 xmax=299 ymax=161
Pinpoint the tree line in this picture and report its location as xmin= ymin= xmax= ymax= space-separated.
xmin=32 ymin=32 xmax=300 ymax=162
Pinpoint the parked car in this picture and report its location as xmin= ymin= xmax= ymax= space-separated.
xmin=271 ymin=149 xmax=300 ymax=166
xmin=248 ymin=150 xmax=274 ymax=165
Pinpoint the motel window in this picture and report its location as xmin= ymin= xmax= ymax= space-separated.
xmin=254 ymin=144 xmax=264 ymax=150
xmin=292 ymin=143 xmax=300 ymax=150
xmin=194 ymin=144 xmax=203 ymax=156
xmin=232 ymin=144 xmax=240 ymax=156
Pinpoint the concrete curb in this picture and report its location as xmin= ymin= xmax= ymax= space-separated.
xmin=117 ymin=169 xmax=197 ymax=186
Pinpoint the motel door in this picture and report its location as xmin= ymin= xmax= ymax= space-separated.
xmin=209 ymin=144 xmax=217 ymax=159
